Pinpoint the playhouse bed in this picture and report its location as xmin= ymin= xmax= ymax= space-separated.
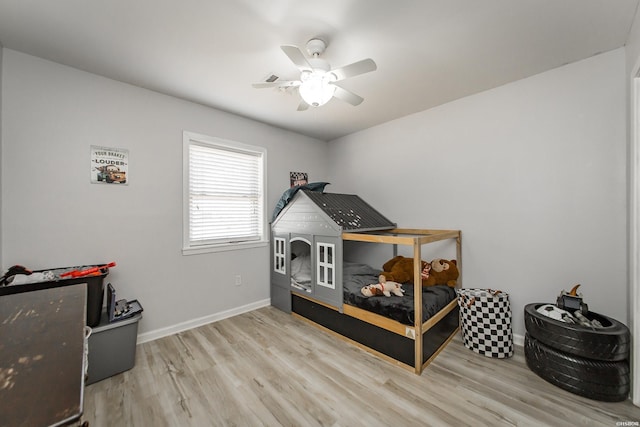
xmin=289 ymin=229 xmax=462 ymax=374
xmin=270 ymin=188 xmax=461 ymax=374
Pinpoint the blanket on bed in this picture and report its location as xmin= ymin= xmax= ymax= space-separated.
xmin=342 ymin=262 xmax=456 ymax=326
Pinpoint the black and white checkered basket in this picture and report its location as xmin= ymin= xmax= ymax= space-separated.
xmin=457 ymin=288 xmax=514 ymax=358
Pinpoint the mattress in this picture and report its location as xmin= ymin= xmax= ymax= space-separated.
xmin=342 ymin=262 xmax=456 ymax=326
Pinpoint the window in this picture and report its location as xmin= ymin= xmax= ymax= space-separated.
xmin=274 ymin=237 xmax=286 ymax=274
xmin=183 ymin=131 xmax=267 ymax=254
xmin=316 ymin=242 xmax=335 ymax=289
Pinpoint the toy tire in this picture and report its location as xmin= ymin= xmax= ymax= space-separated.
xmin=524 ymin=303 xmax=629 ymax=362
xmin=525 ymin=334 xmax=629 ymax=402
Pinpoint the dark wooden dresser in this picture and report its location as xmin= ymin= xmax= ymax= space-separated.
xmin=0 ymin=283 xmax=87 ymax=427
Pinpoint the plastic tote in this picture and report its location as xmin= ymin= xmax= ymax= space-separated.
xmin=0 ymin=264 xmax=111 ymax=327
xmin=457 ymin=288 xmax=514 ymax=358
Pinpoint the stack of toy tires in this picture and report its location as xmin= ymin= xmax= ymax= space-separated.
xmin=524 ymin=303 xmax=630 ymax=402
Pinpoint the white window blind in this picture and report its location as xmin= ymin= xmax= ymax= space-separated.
xmin=183 ymin=132 xmax=266 ymax=253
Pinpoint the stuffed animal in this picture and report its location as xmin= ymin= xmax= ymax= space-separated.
xmin=379 ymin=256 xmax=459 ymax=288
xmin=379 ymin=255 xmax=432 ymax=285
xmin=361 ymin=280 xmax=405 ymax=297
xmin=423 ymin=258 xmax=459 ymax=288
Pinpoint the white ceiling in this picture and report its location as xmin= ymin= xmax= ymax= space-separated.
xmin=0 ymin=0 xmax=638 ymax=141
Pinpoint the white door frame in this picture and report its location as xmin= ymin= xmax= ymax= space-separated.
xmin=631 ymin=74 xmax=640 ymax=407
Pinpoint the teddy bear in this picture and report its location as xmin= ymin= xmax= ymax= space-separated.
xmin=379 ymin=256 xmax=459 ymax=288
xmin=361 ymin=280 xmax=405 ymax=297
xmin=423 ymin=258 xmax=459 ymax=288
xmin=379 ymin=255 xmax=432 ymax=286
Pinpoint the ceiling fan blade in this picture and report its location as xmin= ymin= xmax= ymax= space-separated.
xmin=252 ymin=80 xmax=301 ymax=89
xmin=331 ymin=85 xmax=364 ymax=106
xmin=330 ymin=58 xmax=377 ymax=81
xmin=297 ymin=100 xmax=309 ymax=111
xmin=281 ymin=45 xmax=313 ymax=71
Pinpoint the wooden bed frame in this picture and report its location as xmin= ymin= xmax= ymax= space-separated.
xmin=291 ymin=228 xmax=462 ymax=375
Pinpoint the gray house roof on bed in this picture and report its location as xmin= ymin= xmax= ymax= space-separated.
xmin=272 ymin=189 xmax=396 ymax=233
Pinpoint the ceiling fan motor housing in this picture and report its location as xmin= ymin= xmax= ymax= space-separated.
xmin=306 ymin=38 xmax=327 ymax=56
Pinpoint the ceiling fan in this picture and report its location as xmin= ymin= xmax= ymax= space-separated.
xmin=252 ymin=38 xmax=377 ymax=110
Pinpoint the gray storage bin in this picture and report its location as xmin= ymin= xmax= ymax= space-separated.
xmin=86 ymin=310 xmax=142 ymax=385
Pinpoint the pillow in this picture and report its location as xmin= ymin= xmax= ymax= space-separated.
xmin=291 ymin=253 xmax=312 ymax=283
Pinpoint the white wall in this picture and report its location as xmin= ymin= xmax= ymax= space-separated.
xmin=328 ymin=49 xmax=628 ymax=338
xmin=0 ymin=46 xmax=3 ymax=269
xmin=1 ymin=50 xmax=328 ymax=339
xmin=625 ymin=4 xmax=640 ymax=407
xmin=627 ymin=5 xmax=640 ymax=78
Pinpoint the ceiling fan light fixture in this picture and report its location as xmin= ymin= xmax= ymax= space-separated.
xmin=299 ymin=71 xmax=336 ymax=107
xmin=253 ymin=38 xmax=376 ymax=110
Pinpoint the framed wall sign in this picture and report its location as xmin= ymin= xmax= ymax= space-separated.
xmin=90 ymin=146 xmax=129 ymax=185
xmin=290 ymin=171 xmax=308 ymax=188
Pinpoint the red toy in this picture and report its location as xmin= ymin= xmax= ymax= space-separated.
xmin=60 ymin=262 xmax=116 ymax=278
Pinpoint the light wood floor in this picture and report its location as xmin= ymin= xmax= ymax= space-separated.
xmin=84 ymin=306 xmax=640 ymax=426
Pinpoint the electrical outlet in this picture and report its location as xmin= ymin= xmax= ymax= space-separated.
xmin=235 ymin=275 xmax=242 ymax=286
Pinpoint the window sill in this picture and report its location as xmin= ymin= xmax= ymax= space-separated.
xmin=182 ymin=240 xmax=268 ymax=256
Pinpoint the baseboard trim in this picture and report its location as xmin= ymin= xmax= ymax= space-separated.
xmin=513 ymin=332 xmax=524 ymax=348
xmin=136 ymin=298 xmax=271 ymax=344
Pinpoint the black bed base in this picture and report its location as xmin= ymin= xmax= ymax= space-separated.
xmin=292 ymin=294 xmax=459 ymax=368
